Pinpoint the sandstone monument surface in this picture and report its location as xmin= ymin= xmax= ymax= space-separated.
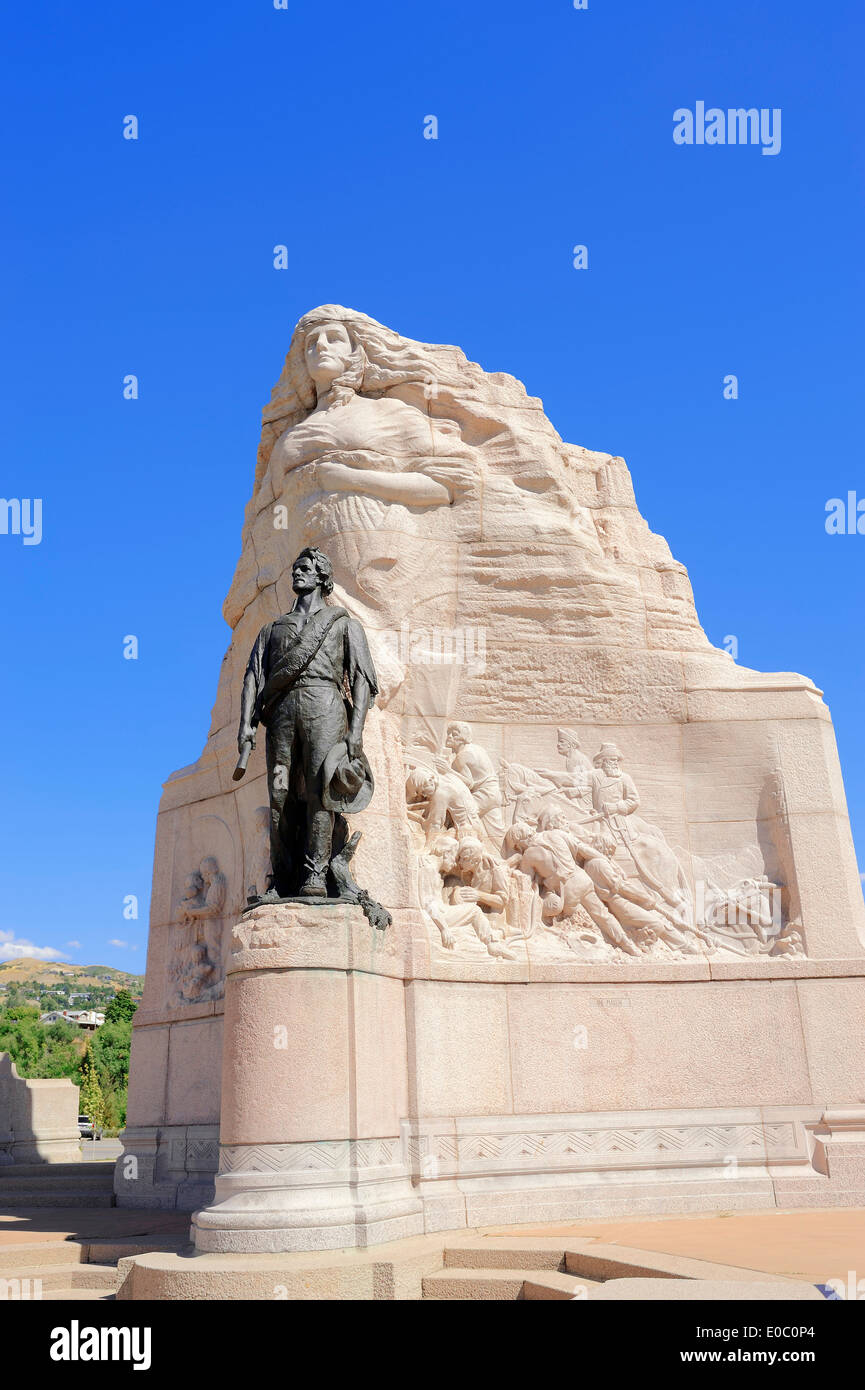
xmin=118 ymin=306 xmax=865 ymax=1253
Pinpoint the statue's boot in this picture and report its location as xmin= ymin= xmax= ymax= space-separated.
xmin=298 ymin=857 xmax=328 ymax=898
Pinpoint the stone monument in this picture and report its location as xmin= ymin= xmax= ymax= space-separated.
xmin=118 ymin=306 xmax=865 ymax=1253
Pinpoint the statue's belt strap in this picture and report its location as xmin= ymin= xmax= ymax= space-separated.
xmin=257 ymin=607 xmax=346 ymax=723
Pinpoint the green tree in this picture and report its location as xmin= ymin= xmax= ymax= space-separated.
xmin=6 ymin=1004 xmax=39 ymax=1022
xmin=39 ymin=1021 xmax=83 ymax=1080
xmin=79 ymin=1042 xmax=106 ymax=1129
xmin=104 ymin=989 xmax=137 ymax=1024
xmin=0 ymin=1013 xmax=42 ymax=1075
xmin=91 ymin=1019 xmax=132 ymax=1091
xmin=90 ymin=1018 xmax=133 ymax=1130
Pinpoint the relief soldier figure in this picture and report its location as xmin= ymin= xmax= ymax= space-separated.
xmin=435 ymin=721 xmax=507 ymax=841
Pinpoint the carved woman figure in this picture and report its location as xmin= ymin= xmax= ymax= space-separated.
xmin=235 ymin=306 xmax=477 ymax=632
xmin=269 ymin=310 xmax=474 ymax=519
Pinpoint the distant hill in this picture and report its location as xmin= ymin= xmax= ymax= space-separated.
xmin=0 ymin=958 xmax=144 ymax=994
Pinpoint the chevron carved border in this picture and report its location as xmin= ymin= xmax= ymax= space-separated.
xmin=406 ymin=1120 xmax=803 ymax=1178
xmin=219 ymin=1138 xmax=401 ymax=1175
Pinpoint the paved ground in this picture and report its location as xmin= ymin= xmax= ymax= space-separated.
xmin=0 ymin=1197 xmax=861 ymax=1291
xmin=481 ymin=1209 xmax=865 ymax=1285
xmin=79 ymin=1138 xmax=123 ymax=1162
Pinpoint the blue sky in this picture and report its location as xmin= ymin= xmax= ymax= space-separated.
xmin=0 ymin=0 xmax=862 ymax=966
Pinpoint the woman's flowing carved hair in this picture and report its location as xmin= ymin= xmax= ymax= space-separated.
xmin=252 ymin=304 xmax=490 ymax=493
xmin=269 ymin=305 xmax=433 ymax=419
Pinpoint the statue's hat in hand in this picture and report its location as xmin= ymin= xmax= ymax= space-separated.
xmin=321 ymin=741 xmax=375 ymax=814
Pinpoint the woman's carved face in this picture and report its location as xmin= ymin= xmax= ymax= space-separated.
xmin=304 ymin=322 xmax=354 ymax=391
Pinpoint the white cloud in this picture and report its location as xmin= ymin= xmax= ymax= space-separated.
xmin=66 ymin=940 xmax=81 ymax=949
xmin=0 ymin=930 xmax=66 ymax=964
xmin=108 ymin=940 xmax=138 ymax=951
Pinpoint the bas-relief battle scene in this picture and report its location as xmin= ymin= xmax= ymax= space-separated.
xmin=146 ymin=301 xmax=840 ymax=1018
xmin=405 ymin=723 xmax=802 ymax=965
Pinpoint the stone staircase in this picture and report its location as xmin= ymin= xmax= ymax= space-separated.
xmin=0 ymin=1161 xmax=116 ymax=1209
xmin=424 ymin=1263 xmax=597 ymax=1300
xmin=0 ymin=1232 xmax=189 ymax=1302
xmin=0 ymin=1160 xmax=192 ymax=1301
xmin=1 ymin=1216 xmax=828 ymax=1302
xmin=421 ymin=1235 xmax=823 ymax=1301
xmin=422 ymin=1237 xmax=618 ymax=1300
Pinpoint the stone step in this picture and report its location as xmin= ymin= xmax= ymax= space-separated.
xmin=443 ymin=1241 xmax=571 ymax=1271
xmin=423 ymin=1267 xmax=601 ymax=1300
xmin=0 ymin=1241 xmax=86 ymax=1271
xmin=0 ymin=1263 xmax=118 ymax=1291
xmin=0 ymin=1162 xmax=114 ymax=1179
xmin=86 ymin=1235 xmax=190 ymax=1265
xmin=0 ymin=1192 xmax=115 ymax=1209
xmin=524 ymin=1271 xmax=598 ymax=1301
xmin=0 ymin=1174 xmax=114 ymax=1191
xmin=40 ymin=1288 xmax=115 ymax=1301
xmin=433 ymin=1234 xmax=808 ymax=1301
xmin=0 ymin=1233 xmax=189 ymax=1275
xmin=589 ymin=1277 xmax=825 ymax=1302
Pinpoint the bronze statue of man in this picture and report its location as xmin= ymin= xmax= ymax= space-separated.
xmin=236 ymin=548 xmax=378 ymax=900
